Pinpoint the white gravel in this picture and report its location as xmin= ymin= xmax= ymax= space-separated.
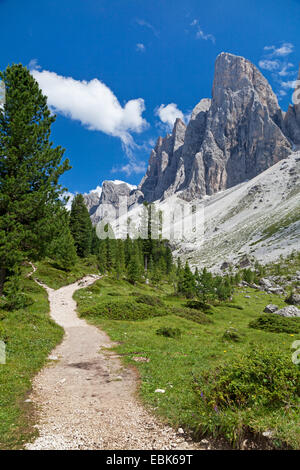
xmin=25 ymin=276 xmax=204 ymax=450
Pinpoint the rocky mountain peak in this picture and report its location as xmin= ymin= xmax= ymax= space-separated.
xmin=85 ymin=53 xmax=299 ymax=224
xmin=284 ymin=63 xmax=300 ymax=145
xmin=140 ymin=52 xmax=292 ymax=202
xmin=213 ymin=52 xmax=281 ymax=118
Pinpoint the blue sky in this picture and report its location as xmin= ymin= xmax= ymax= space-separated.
xmin=0 ymin=0 xmax=299 ymax=194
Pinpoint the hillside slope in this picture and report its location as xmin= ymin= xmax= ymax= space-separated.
xmin=173 ymin=151 xmax=300 ymax=269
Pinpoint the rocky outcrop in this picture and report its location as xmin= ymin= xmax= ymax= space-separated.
xmin=285 ymin=293 xmax=300 ymax=306
xmin=85 ymin=53 xmax=298 ymax=225
xmin=263 ymin=304 xmax=279 ymax=313
xmin=139 ymin=118 xmax=186 ymax=201
xmin=84 ymin=191 xmax=101 ymax=216
xmin=84 ymin=181 xmax=141 ymax=225
xmin=284 ymin=66 xmax=300 ymax=145
xmin=141 ymin=53 xmax=292 ymax=201
xmin=275 ymin=305 xmax=300 ymax=318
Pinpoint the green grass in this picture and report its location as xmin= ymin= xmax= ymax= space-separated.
xmin=74 ymin=277 xmax=300 ymax=449
xmin=249 ymin=314 xmax=300 ymax=334
xmin=0 ymin=270 xmax=63 ymax=449
xmin=34 ymin=256 xmax=99 ymax=289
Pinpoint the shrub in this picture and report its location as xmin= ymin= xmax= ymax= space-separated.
xmin=224 ymin=303 xmax=244 ymax=310
xmin=196 ymin=348 xmax=300 ymax=410
xmin=223 ymin=327 xmax=244 ymax=342
xmin=3 ymin=275 xmax=34 ymax=311
xmin=170 ymin=306 xmax=212 ymax=325
xmin=185 ymin=300 xmax=212 ymax=312
xmin=80 ymin=299 xmax=168 ymax=321
xmin=249 ymin=314 xmax=300 ymax=334
xmin=134 ymin=293 xmax=164 ymax=307
xmin=0 ymin=323 xmax=8 ymax=342
xmin=194 ymin=348 xmax=300 ymax=447
xmin=156 ymin=327 xmax=182 ymax=339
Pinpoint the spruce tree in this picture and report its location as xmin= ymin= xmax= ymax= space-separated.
xmin=98 ymin=239 xmax=108 ymax=273
xmin=0 ymin=64 xmax=70 ymax=293
xmin=69 ymin=194 xmax=93 ymax=258
xmin=91 ymin=226 xmax=100 ymax=255
xmin=178 ymin=261 xmax=196 ymax=298
xmin=127 ymin=254 xmax=141 ymax=285
xmin=196 ymin=267 xmax=214 ymax=303
xmin=116 ymin=239 xmax=125 ymax=272
xmin=50 ymin=225 xmax=77 ymax=271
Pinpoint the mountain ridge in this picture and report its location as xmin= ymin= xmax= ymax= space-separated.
xmin=83 ymin=52 xmax=300 ymax=265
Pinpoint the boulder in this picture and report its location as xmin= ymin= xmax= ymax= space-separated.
xmin=285 ymin=293 xmax=300 ymax=306
xmin=275 ymin=306 xmax=300 ymax=318
xmin=263 ymin=304 xmax=279 ymax=313
xmin=259 ymin=278 xmax=273 ymax=289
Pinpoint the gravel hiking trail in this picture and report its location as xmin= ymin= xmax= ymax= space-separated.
xmin=25 ymin=275 xmax=203 ymax=450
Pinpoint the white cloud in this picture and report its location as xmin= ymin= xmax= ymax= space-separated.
xmin=31 ymin=67 xmax=148 ymax=148
xmin=279 ymin=90 xmax=287 ymax=97
xmin=258 ymin=59 xmax=280 ymax=71
xmin=135 ymin=18 xmax=159 ymax=37
xmin=190 ymin=19 xmax=215 ymax=44
xmin=111 ymin=180 xmax=137 ymax=189
xmin=278 ymin=63 xmax=294 ymax=77
xmin=136 ymin=43 xmax=146 ymax=52
xmin=155 ymin=103 xmax=185 ymax=129
xmin=28 ymin=58 xmax=41 ymax=70
xmin=196 ymin=28 xmax=215 ymax=44
xmin=112 ymin=158 xmax=146 ymax=177
xmin=264 ymin=42 xmax=294 ymax=57
xmin=61 ymin=191 xmax=75 ymax=211
xmin=280 ymin=80 xmax=297 ymax=89
xmin=86 ymin=185 xmax=102 ymax=197
xmin=259 ymin=43 xmax=297 ymax=100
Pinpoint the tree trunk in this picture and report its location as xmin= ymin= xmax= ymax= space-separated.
xmin=0 ymin=267 xmax=6 ymax=295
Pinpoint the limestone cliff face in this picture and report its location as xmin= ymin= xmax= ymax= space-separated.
xmin=84 ymin=181 xmax=141 ymax=225
xmin=139 ymin=118 xmax=186 ymax=201
xmin=85 ymin=53 xmax=298 ymax=223
xmin=284 ymin=66 xmax=300 ymax=145
xmin=140 ymin=53 xmax=292 ymax=201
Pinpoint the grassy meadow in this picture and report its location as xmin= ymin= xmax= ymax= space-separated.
xmin=0 ymin=265 xmax=64 ymax=449
xmin=74 ymin=276 xmax=300 ymax=449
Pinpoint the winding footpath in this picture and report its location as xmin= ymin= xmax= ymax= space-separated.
xmin=25 ymin=275 xmax=203 ymax=450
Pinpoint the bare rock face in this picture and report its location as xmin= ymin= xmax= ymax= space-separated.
xmin=84 ymin=53 xmax=297 ymax=225
xmin=284 ymin=66 xmax=300 ymax=145
xmin=275 ymin=305 xmax=300 ymax=318
xmin=139 ymin=118 xmax=186 ymax=201
xmin=141 ymin=53 xmax=292 ymax=202
xmin=83 ymin=191 xmax=101 ymax=216
xmin=86 ymin=181 xmax=140 ymax=225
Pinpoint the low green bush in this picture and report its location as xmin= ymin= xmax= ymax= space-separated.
xmin=249 ymin=314 xmax=300 ymax=334
xmin=224 ymin=303 xmax=244 ymax=310
xmin=80 ymin=299 xmax=168 ymax=321
xmin=170 ymin=306 xmax=212 ymax=325
xmin=185 ymin=300 xmax=212 ymax=312
xmin=223 ymin=327 xmax=244 ymax=342
xmin=0 ymin=323 xmax=7 ymax=342
xmin=197 ymin=348 xmax=300 ymax=410
xmin=134 ymin=293 xmax=164 ymax=307
xmin=194 ymin=348 xmax=300 ymax=446
xmin=156 ymin=327 xmax=182 ymax=339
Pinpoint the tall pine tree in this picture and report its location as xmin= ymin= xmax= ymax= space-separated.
xmin=69 ymin=194 xmax=93 ymax=258
xmin=0 ymin=64 xmax=70 ymax=292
